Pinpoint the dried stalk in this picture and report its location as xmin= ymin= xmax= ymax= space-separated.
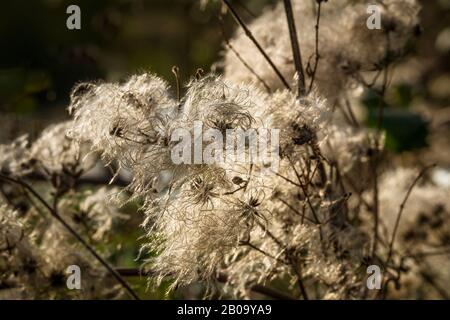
xmin=0 ymin=173 xmax=140 ymax=300
xmin=283 ymin=0 xmax=306 ymax=97
xmin=308 ymin=0 xmax=323 ymax=93
xmin=385 ymin=164 xmax=436 ymax=267
xmin=221 ymin=0 xmax=291 ymax=90
xmin=218 ymin=15 xmax=272 ymax=93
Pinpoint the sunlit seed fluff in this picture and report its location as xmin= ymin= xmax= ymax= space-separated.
xmin=263 ymin=89 xmax=330 ymax=158
xmin=67 ymin=71 xmax=368 ymax=297
xmin=0 ymin=204 xmax=23 ymax=249
xmin=58 ymin=186 xmax=128 ymax=242
xmin=68 ymin=73 xmax=176 ymax=169
xmin=29 ymin=121 xmax=96 ymax=177
xmin=370 ymin=168 xmax=450 ymax=298
xmin=376 ymin=168 xmax=450 ymax=248
xmin=0 ymin=135 xmax=30 ymax=176
xmin=322 ymin=124 xmax=385 ymax=192
xmin=222 ymin=0 xmax=420 ymax=101
xmin=0 ymin=199 xmax=125 ymax=299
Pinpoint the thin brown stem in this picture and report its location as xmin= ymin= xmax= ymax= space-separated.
xmin=370 ymin=35 xmax=391 ymax=259
xmin=385 ymin=164 xmax=436 ymax=267
xmin=218 ymin=15 xmax=272 ymax=93
xmin=344 ymin=98 xmax=360 ymax=128
xmin=172 ymin=66 xmax=181 ymax=102
xmin=276 ymin=196 xmax=316 ymax=224
xmin=221 ymin=0 xmax=291 ymax=90
xmin=288 ymin=159 xmax=321 ymax=225
xmin=376 ymin=66 xmax=389 ymax=132
xmin=286 ymin=255 xmax=309 ymax=300
xmin=283 ymin=0 xmax=306 ymax=96
xmin=274 ymin=172 xmax=302 ymax=188
xmin=255 ymin=219 xmax=284 ymax=248
xmin=376 ymin=32 xmax=391 ymax=132
xmin=0 ymin=174 xmax=140 ymax=300
xmin=418 ymin=269 xmax=450 ymax=299
xmin=370 ymin=155 xmax=380 ymax=259
xmin=407 ymin=247 xmax=450 ymax=259
xmin=235 ymin=0 xmax=256 ymax=18
xmin=241 ymin=240 xmax=286 ymax=265
xmin=308 ymin=0 xmax=322 ymax=93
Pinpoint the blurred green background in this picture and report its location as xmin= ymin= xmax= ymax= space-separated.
xmin=0 ymin=0 xmax=275 ymax=139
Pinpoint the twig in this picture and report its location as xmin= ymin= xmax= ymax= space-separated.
xmin=399 ymin=257 xmax=450 ymax=300
xmin=334 ymin=102 xmax=355 ymax=127
xmin=308 ymin=0 xmax=323 ymax=93
xmin=376 ymin=66 xmax=389 ymax=131
xmin=24 ymin=171 xmax=129 ymax=187
xmin=418 ymin=269 xmax=450 ymax=299
xmin=241 ymin=240 xmax=286 ymax=264
xmin=385 ymin=164 xmax=436 ymax=267
xmin=370 ymin=34 xmax=391 ymax=259
xmin=287 ymin=159 xmax=321 ymax=226
xmin=295 ymin=271 xmax=309 ymax=300
xmin=370 ymin=155 xmax=380 ymax=259
xmin=343 ymin=174 xmax=372 ymax=211
xmin=407 ymin=247 xmax=450 ymax=259
xmin=286 ymin=255 xmax=309 ymax=300
xmin=379 ymin=164 xmax=436 ymax=299
xmin=218 ymin=15 xmax=272 ymax=93
xmin=276 ymin=196 xmax=316 ymax=223
xmin=298 ymin=178 xmax=321 ymax=225
xmin=235 ymin=0 xmax=256 ymax=18
xmin=0 ymin=174 xmax=140 ymax=300
xmin=172 ymin=66 xmax=181 ymax=102
xmin=274 ymin=172 xmax=302 ymax=188
xmin=255 ymin=219 xmax=284 ymax=248
xmin=283 ymin=0 xmax=306 ymax=97
xmin=221 ymin=0 xmax=291 ymax=90
xmin=376 ymin=32 xmax=392 ymax=132
xmin=344 ymin=98 xmax=360 ymax=128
